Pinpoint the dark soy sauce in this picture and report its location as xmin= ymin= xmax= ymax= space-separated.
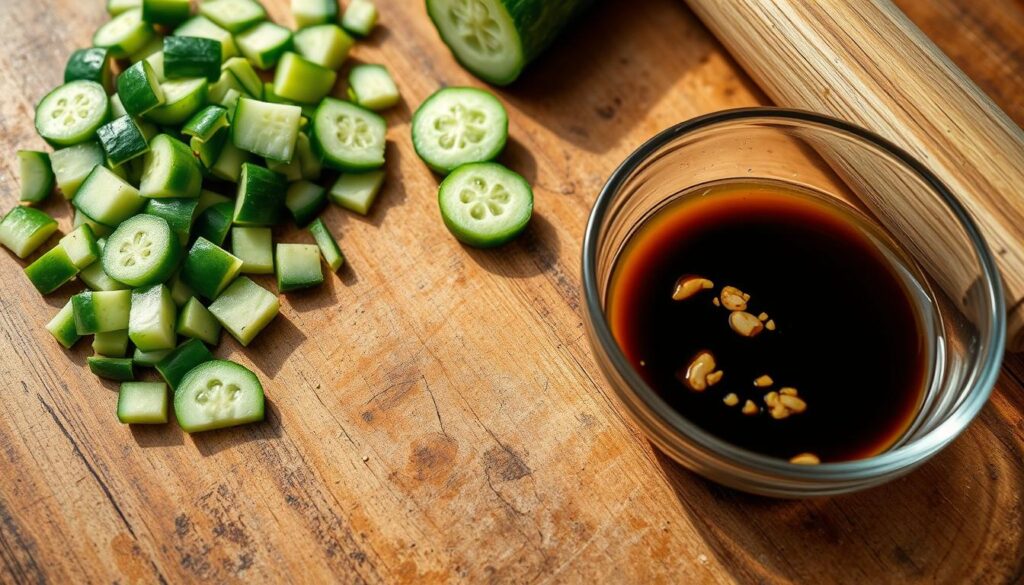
xmin=609 ymin=181 xmax=930 ymax=463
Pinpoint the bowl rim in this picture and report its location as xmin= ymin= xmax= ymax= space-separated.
xmin=581 ymin=106 xmax=1007 ymax=480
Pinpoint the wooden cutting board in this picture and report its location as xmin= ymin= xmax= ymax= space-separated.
xmin=1 ymin=0 xmax=1022 ymax=583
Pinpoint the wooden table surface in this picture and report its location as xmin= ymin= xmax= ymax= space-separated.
xmin=1 ymin=0 xmax=1023 ymax=583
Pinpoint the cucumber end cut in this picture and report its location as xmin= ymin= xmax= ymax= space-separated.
xmin=426 ymin=0 xmax=525 ymax=86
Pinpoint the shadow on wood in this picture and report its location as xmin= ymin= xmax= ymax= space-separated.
xmin=192 ymin=398 xmax=284 ymax=457
xmin=461 ymin=212 xmax=559 ymax=279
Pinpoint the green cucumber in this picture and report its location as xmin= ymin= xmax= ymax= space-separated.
xmin=235 ymin=21 xmax=293 ymax=69
xmin=102 ymin=214 xmax=181 ymax=287
xmin=60 ymin=224 xmax=101 ymax=269
xmin=73 ymin=290 xmax=132 ymax=334
xmin=208 ymin=69 xmax=244 ymax=104
xmin=108 ymin=0 xmax=141 ymax=15
xmin=231 ymin=227 xmax=274 ymax=274
xmin=18 ymin=151 xmax=55 ymax=204
xmin=412 ymin=87 xmax=507 ymax=174
xmin=47 ymin=301 xmax=82 ymax=349
xmin=93 ymin=9 xmax=154 ymax=58
xmin=177 ymin=297 xmax=222 ymax=344
xmin=219 ymin=88 xmax=243 ymax=115
xmin=93 ymin=329 xmax=130 ymax=357
xmin=175 ymin=16 xmax=238 ymax=61
xmin=144 ymin=51 xmax=166 ymax=82
xmin=24 ymin=245 xmax=78 ymax=294
xmin=73 ymin=165 xmax=146 ymax=226
xmin=192 ymin=201 xmax=233 ymax=245
xmin=193 ymin=128 xmax=230 ymax=168
xmin=183 ymin=105 xmax=229 ymax=142
xmin=348 ymin=64 xmax=399 ymax=111
xmin=438 ymin=162 xmax=532 ymax=247
xmin=80 ymin=239 xmax=128 ymax=291
xmin=50 ymin=141 xmax=104 ymax=198
xmin=174 ymin=360 xmax=265 ymax=432
xmin=341 ymin=0 xmax=377 ymax=37
xmin=223 ymin=57 xmax=264 ymax=99
xmin=285 ymin=180 xmax=327 ymax=226
xmin=312 ymin=98 xmax=386 ymax=171
xmin=426 ymin=0 xmax=593 ymax=85
xmin=97 ymin=115 xmax=150 ymax=166
xmin=295 ymin=133 xmax=321 ymax=180
xmin=308 ymin=218 xmax=344 ymax=272
xmin=117 ymin=382 xmax=169 ymax=424
xmin=210 ymin=140 xmax=250 ymax=182
xmin=88 ymin=356 xmax=135 ymax=381
xmin=133 ymin=347 xmax=172 ymax=367
xmin=292 ymin=0 xmax=338 ymax=28
xmin=276 ymin=243 xmax=323 ymax=292
xmin=169 ymin=269 xmax=195 ymax=306
xmin=145 ymin=78 xmax=208 ymax=126
xmin=65 ymin=48 xmax=114 ymax=93
xmin=117 ymin=60 xmax=165 ymax=117
xmin=266 ymin=156 xmax=302 ymax=182
xmin=233 ymin=98 xmax=302 ymax=162
xmin=164 ymin=36 xmax=222 ymax=82
xmin=144 ymin=198 xmax=198 ymax=244
xmin=182 ymin=237 xmax=243 ymax=299
xmin=329 ymin=169 xmax=384 ymax=215
xmin=156 ymin=338 xmax=214 ymax=389
xmin=140 ymin=134 xmax=202 ymax=198
xmin=129 ymin=284 xmax=178 ymax=351
xmin=130 ymin=35 xmax=165 ymax=63
xmin=199 ymin=0 xmax=267 ymax=33
xmin=35 ymin=81 xmax=110 ymax=147
xmin=273 ymin=52 xmax=336 ymax=104
xmin=208 ymin=276 xmax=279 ymax=345
xmin=142 ymin=0 xmax=191 ymax=26
xmin=196 ymin=189 xmax=231 ymax=215
xmin=233 ymin=163 xmax=286 ymax=226
xmin=292 ymin=24 xmax=353 ymax=70
xmin=73 ymin=210 xmax=114 ymax=239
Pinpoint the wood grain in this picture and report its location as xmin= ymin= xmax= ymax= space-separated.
xmin=0 ymin=0 xmax=1021 ymax=583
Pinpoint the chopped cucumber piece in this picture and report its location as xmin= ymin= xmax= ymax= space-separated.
xmin=312 ymin=99 xmax=386 ymax=171
xmin=273 ymin=52 xmax=336 ymax=104
xmin=51 ymin=141 xmax=104 ymax=199
xmin=47 ymin=301 xmax=83 ymax=349
xmin=93 ymin=9 xmax=154 ymax=58
xmin=182 ymin=105 xmax=229 ymax=142
xmin=292 ymin=24 xmax=353 ymax=70
xmin=233 ymin=163 xmax=286 ymax=226
xmin=175 ymin=16 xmax=238 ymax=61
xmin=193 ymin=128 xmax=230 ymax=168
xmin=164 ymin=36 xmax=222 ymax=81
xmin=438 ymin=162 xmax=532 ymax=247
xmin=73 ymin=290 xmax=132 ymax=334
xmin=65 ymin=48 xmax=114 ymax=93
xmin=196 ymin=189 xmax=231 ymax=215
xmin=142 ymin=0 xmax=191 ymax=26
xmin=60 ymin=224 xmax=100 ymax=269
xmin=25 ymin=245 xmax=78 ymax=294
xmin=235 ymin=21 xmax=293 ymax=69
xmin=412 ymin=87 xmax=508 ymax=174
xmin=133 ymin=347 xmax=172 ymax=367
xmin=88 ymin=356 xmax=135 ymax=381
xmin=199 ymin=0 xmax=267 ymax=33
xmin=73 ymin=165 xmax=146 ymax=226
xmin=231 ymin=227 xmax=274 ymax=274
xmin=145 ymin=78 xmax=208 ymax=126
xmin=276 ymin=243 xmax=323 ymax=292
xmin=348 ymin=64 xmax=399 ymax=111
xmin=192 ymin=202 xmax=233 ymax=245
xmin=97 ymin=115 xmax=150 ymax=166
xmin=18 ymin=151 xmax=55 ymax=204
xmin=144 ymin=198 xmax=198 ymax=244
xmin=219 ymin=88 xmax=243 ymax=115
xmin=130 ymin=284 xmax=177 ymax=351
xmin=80 ymin=239 xmax=128 ymax=291
xmin=144 ymin=51 xmax=166 ymax=82
xmin=222 ymin=57 xmax=264 ymax=99
xmin=130 ymin=35 xmax=165 ymax=63
xmin=285 ymin=180 xmax=327 ymax=226
xmin=329 ymin=169 xmax=384 ymax=215
xmin=174 ymin=360 xmax=265 ymax=432
xmin=208 ymin=276 xmax=279 ymax=345
xmin=266 ymin=156 xmax=302 ymax=182
xmin=35 ymin=81 xmax=110 ymax=147
xmin=169 ymin=270 xmax=195 ymax=306
xmin=156 ymin=338 xmax=214 ymax=388
xmin=308 ymin=218 xmax=344 ymax=272
xmin=108 ymin=0 xmax=141 ymax=15
xmin=139 ymin=134 xmax=202 ymax=199
xmin=295 ymin=133 xmax=321 ymax=180
xmin=292 ymin=0 xmax=338 ymax=28
xmin=73 ymin=210 xmax=113 ymax=239
xmin=93 ymin=329 xmax=130 ymax=357
xmin=110 ymin=94 xmax=128 ymax=118
xmin=182 ymin=237 xmax=243 ymax=299
xmin=177 ymin=297 xmax=222 ymax=344
xmin=341 ymin=0 xmax=377 ymax=37
xmin=117 ymin=382 xmax=169 ymax=424
xmin=210 ymin=140 xmax=250 ymax=182
xmin=117 ymin=60 xmax=165 ymax=117
xmin=233 ymin=98 xmax=302 ymax=162
xmin=102 ymin=214 xmax=181 ymax=287
xmin=208 ymin=69 xmax=244 ymax=104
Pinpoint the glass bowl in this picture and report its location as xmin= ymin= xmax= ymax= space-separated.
xmin=581 ymin=108 xmax=1006 ymax=497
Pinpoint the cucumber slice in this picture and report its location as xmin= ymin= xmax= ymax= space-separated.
xmin=412 ymin=87 xmax=507 ymax=174
xmin=35 ymin=81 xmax=110 ymax=147
xmin=231 ymin=227 xmax=274 ymax=274
xmin=233 ymin=98 xmax=302 ymax=162
xmin=210 ymin=140 xmax=250 ymax=182
xmin=177 ymin=297 xmax=222 ymax=344
xmin=312 ymin=98 xmax=385 ymax=171
xmin=164 ymin=36 xmax=222 ymax=82
xmin=235 ymin=21 xmax=293 ymax=69
xmin=65 ymin=48 xmax=114 ymax=94
xmin=199 ymin=0 xmax=267 ymax=33
xmin=3 ymin=207 xmax=59 ymax=258
xmin=341 ymin=0 xmax=377 ymax=37
xmin=273 ymin=52 xmax=336 ymax=104
xmin=103 ymin=214 xmax=181 ymax=286
xmin=208 ymin=276 xmax=279 ymax=345
xmin=80 ymin=239 xmax=128 ymax=291
xmin=292 ymin=24 xmax=353 ymax=70
xmin=93 ymin=329 xmax=130 ymax=357
xmin=222 ymin=57 xmax=264 ymax=99
xmin=142 ymin=0 xmax=191 ymax=26
xmin=183 ymin=105 xmax=229 ymax=142
xmin=276 ymin=243 xmax=323 ymax=292
xmin=348 ymin=64 xmax=399 ymax=111
xmin=295 ymin=133 xmax=321 ymax=180
xmin=174 ymin=360 xmax=265 ymax=432
xmin=233 ymin=163 xmax=286 ymax=226
xmin=438 ymin=162 xmax=532 ymax=247
xmin=285 ymin=180 xmax=327 ymax=226
xmin=51 ymin=141 xmax=104 ymax=199
xmin=192 ymin=201 xmax=233 ymax=245
xmin=145 ymin=78 xmax=208 ymax=126
xmin=176 ymin=16 xmax=238 ymax=61
xmin=73 ymin=210 xmax=114 ymax=239
xmin=156 ymin=338 xmax=215 ymax=389
xmin=73 ymin=290 xmax=132 ymax=334
xmin=60 ymin=224 xmax=100 ymax=269
xmin=133 ymin=347 xmax=172 ymax=367
xmin=130 ymin=284 xmax=177 ymax=351
xmin=117 ymin=382 xmax=169 ymax=424
xmin=73 ymin=165 xmax=146 ymax=226
xmin=140 ymin=134 xmax=203 ymax=199
xmin=47 ymin=301 xmax=82 ymax=349
xmin=24 ymin=245 xmax=78 ymax=294
xmin=97 ymin=115 xmax=150 ymax=166
xmin=18 ymin=151 xmax=55 ymax=204
xmin=93 ymin=9 xmax=154 ymax=59
xmin=88 ymin=356 xmax=135 ymax=381
xmin=266 ymin=156 xmax=302 ymax=182
xmin=169 ymin=269 xmax=195 ymax=306
xmin=329 ymin=169 xmax=384 ymax=215
xmin=117 ymin=60 xmax=165 ymax=117
xmin=292 ymin=0 xmax=338 ymax=28
xmin=308 ymin=218 xmax=344 ymax=272
xmin=108 ymin=0 xmax=141 ymax=16
xmin=182 ymin=237 xmax=243 ymax=299
xmin=145 ymin=197 xmax=198 ymax=244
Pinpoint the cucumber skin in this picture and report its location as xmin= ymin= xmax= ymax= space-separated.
xmin=156 ymin=338 xmax=214 ymax=389
xmin=88 ymin=357 xmax=135 ymax=381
